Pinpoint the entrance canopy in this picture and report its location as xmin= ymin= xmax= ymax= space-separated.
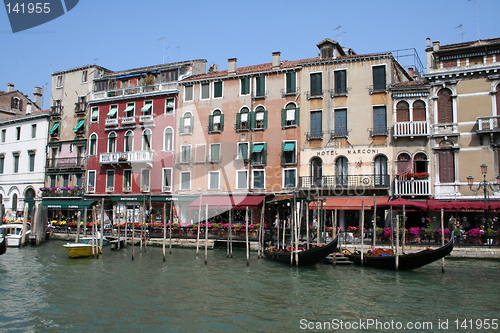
xmin=42 ymin=199 xmax=96 ymax=209
xmin=189 ymin=195 xmax=265 ymax=209
xmin=309 ymin=196 xmax=389 ymax=210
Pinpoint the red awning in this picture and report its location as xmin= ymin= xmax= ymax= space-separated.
xmin=376 ymin=198 xmax=429 ymax=210
xmin=309 ymin=196 xmax=389 ymax=210
xmin=189 ymin=195 xmax=264 ymax=209
xmin=427 ymin=200 xmax=488 ymax=211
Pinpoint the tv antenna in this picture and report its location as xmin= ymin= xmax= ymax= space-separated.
xmin=333 ymin=26 xmax=347 ymax=45
xmin=158 ymin=37 xmax=166 ymax=63
xmin=455 ymin=24 xmax=465 ymax=41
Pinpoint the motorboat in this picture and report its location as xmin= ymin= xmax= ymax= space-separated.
xmin=63 ymin=243 xmax=102 ymax=258
xmin=0 ymin=222 xmax=31 ymax=247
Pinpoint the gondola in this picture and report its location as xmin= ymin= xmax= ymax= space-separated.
xmin=264 ymin=235 xmax=339 ymax=266
xmin=0 ymin=228 xmax=7 ymax=255
xmin=348 ymin=235 xmax=454 ymax=270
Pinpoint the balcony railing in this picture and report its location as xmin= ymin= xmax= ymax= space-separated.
xmin=394 ymin=178 xmax=431 ymax=196
xmin=92 ymin=82 xmax=178 ymax=100
xmin=393 ymin=121 xmax=429 ymax=137
xmin=41 ymin=188 xmax=84 ymax=197
xmin=100 ymin=151 xmax=154 ymax=164
xmin=299 ymin=174 xmax=390 ymax=189
xmin=105 ymin=119 xmax=119 ymax=127
xmin=477 ymin=116 xmax=500 ymax=133
xmin=305 ymin=131 xmax=324 ymax=140
xmin=46 ymin=157 xmax=85 ymax=169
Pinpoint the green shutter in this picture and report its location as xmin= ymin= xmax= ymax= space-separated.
xmin=286 ymin=72 xmax=296 ymax=93
xmin=208 ymin=114 xmax=214 ymax=132
xmin=249 ymin=111 xmax=256 ymax=129
xmin=263 ymin=143 xmax=267 ymax=164
xmin=219 ymin=114 xmax=224 ymax=131
xmin=214 ymin=82 xmax=222 ymax=98
xmin=236 ymin=112 xmax=241 ymax=129
xmin=263 ymin=110 xmax=268 ymax=129
xmin=281 ymin=109 xmax=286 ymax=127
xmin=295 ymin=107 xmax=300 ymax=125
xmin=241 ymin=143 xmax=248 ymax=159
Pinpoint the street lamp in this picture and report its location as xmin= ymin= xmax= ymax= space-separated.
xmin=467 ymin=164 xmax=500 ymax=204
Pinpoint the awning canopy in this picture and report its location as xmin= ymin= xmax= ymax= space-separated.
xmin=309 ymin=196 xmax=389 ymax=210
xmin=427 ymin=200 xmax=488 ymax=211
xmin=377 ymin=198 xmax=429 ymax=210
xmin=283 ymin=142 xmax=295 ymax=151
xmin=48 ymin=122 xmax=60 ymax=134
xmin=189 ymin=195 xmax=265 ymax=209
xmin=42 ymin=199 xmax=95 ymax=209
xmin=72 ymin=119 xmax=85 ymax=131
xmin=252 ymin=143 xmax=265 ymax=153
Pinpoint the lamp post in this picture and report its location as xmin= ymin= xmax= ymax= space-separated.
xmin=466 ymin=164 xmax=500 ymax=204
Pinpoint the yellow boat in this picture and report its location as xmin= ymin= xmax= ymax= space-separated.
xmin=63 ymin=243 xmax=102 ymax=258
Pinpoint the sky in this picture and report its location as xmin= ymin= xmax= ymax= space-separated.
xmin=1 ymin=0 xmax=499 ymax=108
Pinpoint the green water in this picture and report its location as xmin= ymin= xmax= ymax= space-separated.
xmin=0 ymin=241 xmax=499 ymax=332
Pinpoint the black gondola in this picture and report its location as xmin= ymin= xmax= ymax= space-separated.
xmin=349 ymin=236 xmax=454 ymax=270
xmin=264 ymin=235 xmax=339 ymax=266
xmin=0 ymin=228 xmax=7 ymax=255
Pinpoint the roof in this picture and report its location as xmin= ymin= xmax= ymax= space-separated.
xmin=100 ymin=59 xmax=207 ymax=79
xmin=434 ymin=37 xmax=500 ymax=53
xmin=52 ymin=64 xmax=112 ymax=76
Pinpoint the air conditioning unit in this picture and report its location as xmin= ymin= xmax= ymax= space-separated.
xmin=106 ymin=186 xmax=114 ymax=193
xmin=141 ymin=185 xmax=150 ymax=192
xmin=162 ymin=186 xmax=171 ymax=192
xmin=123 ymin=186 xmax=132 ymax=193
xmin=87 ymin=186 xmax=95 ymax=192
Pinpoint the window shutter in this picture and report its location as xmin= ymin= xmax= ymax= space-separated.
xmin=219 ymin=114 xmax=224 ymax=131
xmin=249 ymin=111 xmax=256 ymax=129
xmin=439 ymin=150 xmax=455 ymax=183
xmin=281 ymin=109 xmax=286 ymax=127
xmin=373 ymin=66 xmax=386 ymax=90
xmin=286 ymin=72 xmax=296 ymax=93
xmin=208 ymin=114 xmax=214 ymax=132
xmin=295 ymin=108 xmax=300 ymax=125
xmin=263 ymin=143 xmax=267 ymax=164
xmin=236 ymin=112 xmax=241 ymax=129
xmin=263 ymin=110 xmax=268 ymax=129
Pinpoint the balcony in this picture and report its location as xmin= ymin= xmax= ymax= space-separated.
xmin=46 ymin=157 xmax=85 ymax=170
xmin=394 ymin=178 xmax=431 ymax=196
xmin=105 ymin=118 xmax=119 ymax=127
xmin=50 ymin=105 xmax=63 ymax=117
xmin=122 ymin=116 xmax=136 ymax=125
xmin=477 ymin=116 xmax=500 ymax=133
xmin=139 ymin=115 xmax=154 ymax=123
xmin=306 ymin=131 xmax=324 ymax=141
xmin=299 ymin=174 xmax=390 ymax=189
xmin=92 ymin=82 xmax=179 ymax=101
xmin=100 ymin=151 xmax=154 ymax=165
xmin=393 ymin=121 xmax=429 ymax=138
xmin=41 ymin=187 xmax=84 ymax=197
xmin=329 ymin=129 xmax=349 ymax=139
xmin=369 ymin=127 xmax=389 ymax=137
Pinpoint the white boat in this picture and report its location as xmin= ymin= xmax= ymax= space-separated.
xmin=63 ymin=243 xmax=102 ymax=258
xmin=0 ymin=222 xmax=31 ymax=247
xmin=79 ymin=232 xmax=110 ymax=246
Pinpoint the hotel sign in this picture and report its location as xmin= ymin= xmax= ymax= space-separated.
xmin=315 ymin=148 xmax=381 ymax=156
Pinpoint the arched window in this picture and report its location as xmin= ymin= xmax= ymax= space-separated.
xmin=164 ymin=128 xmax=173 ymax=151
xmin=107 ymin=132 xmax=117 ymax=153
xmin=311 ymin=157 xmax=323 ymax=187
xmin=209 ymin=109 xmax=224 ymax=132
xmin=282 ymin=102 xmax=299 ymax=126
xmin=236 ymin=107 xmax=250 ymax=130
xmin=413 ymin=100 xmax=426 ymax=121
xmin=374 ymin=155 xmax=388 ymax=186
xmin=124 ymin=131 xmax=134 ymax=152
xmin=335 ymin=157 xmax=348 ymax=186
xmin=180 ymin=112 xmax=193 ymax=134
xmin=12 ymin=193 xmax=18 ymax=212
xmin=413 ymin=152 xmax=428 ymax=174
xmin=89 ymin=134 xmax=97 ymax=155
xmin=437 ymin=88 xmax=453 ymax=124
xmin=397 ymin=153 xmax=411 ymax=175
xmin=254 ymin=106 xmax=267 ymax=129
xmin=396 ymin=101 xmax=409 ymax=122
xmin=142 ymin=129 xmax=152 ymax=150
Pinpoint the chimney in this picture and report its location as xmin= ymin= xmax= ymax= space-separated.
xmin=33 ymin=86 xmax=43 ymax=107
xmin=228 ymin=58 xmax=237 ymax=74
xmin=426 ymin=37 xmax=431 ymax=48
xmin=7 ymin=83 xmax=14 ymax=92
xmin=272 ymin=52 xmax=281 ymax=68
xmin=433 ymin=41 xmax=440 ymax=51
xmin=26 ymin=103 xmax=32 ymax=114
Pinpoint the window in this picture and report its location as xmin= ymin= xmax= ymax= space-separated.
xmin=180 ymin=112 xmax=193 ymax=134
xmin=374 ymin=155 xmax=388 ymax=186
xmin=334 ymin=108 xmax=348 ymax=137
xmin=237 ymin=170 xmax=248 ymax=189
xmin=165 ymin=98 xmax=175 ymax=113
xmin=141 ymin=100 xmax=153 ymax=115
xmin=108 ymin=132 xmax=117 ymax=153
xmin=255 ymin=76 xmax=265 ymax=97
xmin=124 ymin=102 xmax=135 ymax=118
xmin=56 ymin=75 xmax=63 ymax=88
xmin=106 ymin=170 xmax=115 ymax=191
xmin=48 ymin=122 xmax=60 ymax=136
xmin=91 ymin=107 xmax=99 ymax=122
xmin=142 ymin=129 xmax=152 ymax=150
xmin=73 ymin=120 xmax=85 ymax=133
xmin=311 ymin=157 xmax=323 ymax=187
xmin=413 ymin=100 xmax=426 ymax=121
xmin=334 ymin=70 xmax=347 ymax=95
xmin=240 ymin=77 xmax=250 ymax=95
xmin=185 ymin=85 xmax=193 ymax=101
xmin=13 ymin=152 xmax=19 ymax=173
xmin=123 ymin=170 xmax=132 ymax=192
xmin=285 ymin=72 xmax=296 ymax=94
xmin=201 ymin=83 xmax=210 ymax=99
xmin=49 ymin=175 xmax=56 ymax=188
xmin=372 ymin=65 xmax=386 ymax=91
xmin=281 ymin=103 xmax=299 ymax=127
xmin=124 ymin=131 xmax=134 ymax=152
xmin=31 ymin=124 xmax=36 ymax=138
xmin=396 ymin=101 xmax=410 ymax=122
xmin=373 ymin=106 xmax=387 ymax=135
xmin=164 ymin=128 xmax=173 ymax=151
xmin=209 ymin=171 xmax=220 ymax=190
xmin=107 ymin=105 xmax=118 ymax=118
xmin=310 ymin=110 xmax=323 ymax=139
xmin=437 ymin=88 xmax=453 ymax=124
xmin=12 ymin=194 xmax=17 ymax=212
xmin=310 ymin=72 xmax=322 ymax=97
xmin=213 ymin=81 xmax=223 ymax=98
xmin=62 ymin=174 xmax=69 ymax=187
xmin=11 ymin=97 xmax=21 ymax=110
xmin=89 ymin=134 xmax=97 ymax=155
xmin=251 ymin=143 xmax=267 ymax=165
xmin=1 ymin=129 xmax=5 ymax=142
xmin=141 ymin=169 xmax=150 ymax=191
xmin=28 ymin=151 xmax=35 ymax=172
xmin=252 ymin=170 xmax=265 ymax=189
xmin=162 ymin=168 xmax=172 ymax=192
xmin=336 ymin=157 xmax=348 ymax=186
xmin=0 ymin=155 xmax=4 ymax=173
xmin=181 ymin=145 xmax=191 ymax=163
xmin=16 ymin=127 xmax=20 ymax=140
xmin=209 ymin=110 xmax=224 ymax=133
xmin=282 ymin=141 xmax=296 ymax=164
xmin=237 ymin=142 xmax=248 ymax=160
xmin=283 ymin=169 xmax=296 ymax=188
xmin=180 ymin=172 xmax=191 ymax=190
xmin=397 ymin=153 xmax=411 ymax=174
xmin=254 ymin=106 xmax=267 ymax=130
xmin=210 ymin=143 xmax=220 ymax=162
xmin=81 ymin=70 xmax=88 ymax=83
xmin=413 ymin=152 xmax=428 ymax=173
xmin=438 ymin=150 xmax=455 ymax=183
xmin=87 ymin=170 xmax=96 ymax=191
xmin=236 ymin=107 xmax=251 ymax=131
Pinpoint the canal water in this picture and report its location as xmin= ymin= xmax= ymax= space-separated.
xmin=1 ymin=241 xmax=499 ymax=333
